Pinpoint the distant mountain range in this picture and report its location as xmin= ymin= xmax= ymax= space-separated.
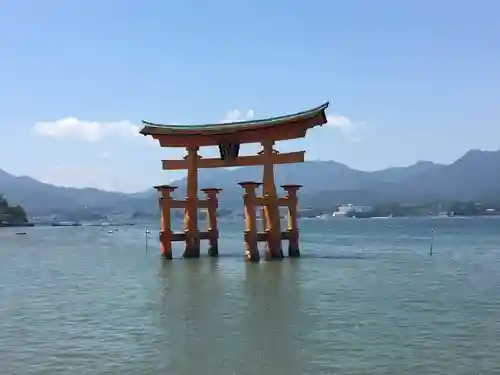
xmin=1 ymin=149 xmax=500 ymax=217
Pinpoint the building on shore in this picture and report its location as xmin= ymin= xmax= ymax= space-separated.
xmin=332 ymin=204 xmax=372 ymax=217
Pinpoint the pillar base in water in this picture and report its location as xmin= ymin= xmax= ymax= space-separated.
xmin=183 ymin=247 xmax=200 ymax=258
xmin=208 ymin=244 xmax=218 ymax=257
xmin=183 ymin=232 xmax=200 ymax=258
xmin=288 ymin=244 xmax=300 ymax=258
xmin=288 ymin=230 xmax=300 ymax=257
xmin=245 ymin=250 xmax=260 ymax=262
xmin=161 ymin=251 xmax=173 ymax=260
xmin=263 ymin=236 xmax=284 ymax=260
xmin=243 ymin=231 xmax=260 ymax=262
xmin=264 ymin=251 xmax=284 ymax=260
xmin=159 ymin=230 xmax=173 ymax=260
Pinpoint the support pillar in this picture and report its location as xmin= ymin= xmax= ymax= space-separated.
xmin=238 ymin=181 xmax=261 ymax=262
xmin=154 ymin=185 xmax=177 ymax=260
xmin=201 ymin=188 xmax=222 ymax=257
xmin=260 ymin=141 xmax=284 ymax=260
xmin=281 ymin=184 xmax=302 ymax=257
xmin=183 ymin=145 xmax=200 ymax=258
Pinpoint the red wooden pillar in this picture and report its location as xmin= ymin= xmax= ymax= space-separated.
xmin=281 ymin=184 xmax=302 ymax=257
xmin=238 ymin=181 xmax=261 ymax=262
xmin=154 ymin=185 xmax=178 ymax=259
xmin=201 ymin=188 xmax=222 ymax=257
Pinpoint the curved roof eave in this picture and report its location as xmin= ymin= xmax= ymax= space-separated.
xmin=139 ymin=101 xmax=329 ymax=136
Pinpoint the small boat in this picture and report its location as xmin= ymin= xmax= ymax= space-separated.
xmin=15 ymin=232 xmax=27 ymax=235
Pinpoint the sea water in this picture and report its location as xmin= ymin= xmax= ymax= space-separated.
xmin=1 ymin=217 xmax=499 ymax=374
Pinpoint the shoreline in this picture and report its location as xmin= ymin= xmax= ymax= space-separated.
xmin=0 ymin=222 xmax=137 ymax=228
xmin=0 ymin=223 xmax=35 ymax=228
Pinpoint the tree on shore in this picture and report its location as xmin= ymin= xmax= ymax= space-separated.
xmin=0 ymin=194 xmax=28 ymax=224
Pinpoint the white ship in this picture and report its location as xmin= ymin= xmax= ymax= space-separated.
xmin=332 ymin=204 xmax=373 ymax=217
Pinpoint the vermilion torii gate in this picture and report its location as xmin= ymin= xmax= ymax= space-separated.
xmin=139 ymin=102 xmax=329 ymax=261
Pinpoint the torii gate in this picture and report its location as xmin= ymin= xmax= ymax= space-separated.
xmin=139 ymin=102 xmax=329 ymax=261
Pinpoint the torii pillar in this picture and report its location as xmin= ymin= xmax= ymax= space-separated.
xmin=154 ymin=184 xmax=177 ymax=260
xmin=183 ymin=145 xmax=201 ymax=257
xmin=261 ymin=140 xmax=284 ymax=260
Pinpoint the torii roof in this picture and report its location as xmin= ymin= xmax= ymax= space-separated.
xmin=140 ymin=102 xmax=329 ymax=147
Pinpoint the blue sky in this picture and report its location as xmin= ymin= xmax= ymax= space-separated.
xmin=1 ymin=0 xmax=499 ymax=192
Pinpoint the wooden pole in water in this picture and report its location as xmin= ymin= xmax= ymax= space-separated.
xmin=281 ymin=184 xmax=302 ymax=257
xmin=201 ymin=188 xmax=222 ymax=257
xmin=260 ymin=140 xmax=283 ymax=260
xmin=154 ymin=185 xmax=177 ymax=260
xmin=429 ymin=228 xmax=435 ymax=256
xmin=184 ymin=145 xmax=200 ymax=257
xmin=239 ymin=181 xmax=261 ymax=262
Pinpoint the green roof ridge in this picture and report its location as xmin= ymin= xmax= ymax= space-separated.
xmin=141 ymin=102 xmax=329 ymax=131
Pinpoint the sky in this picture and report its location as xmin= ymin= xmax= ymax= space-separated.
xmin=1 ymin=0 xmax=499 ymax=193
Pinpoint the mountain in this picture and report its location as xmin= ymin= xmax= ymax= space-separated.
xmin=394 ymin=149 xmax=500 ymax=202
xmin=0 ymin=169 xmax=156 ymax=216
xmin=1 ymin=149 xmax=499 ymax=217
xmin=166 ymin=159 xmax=446 ymax=206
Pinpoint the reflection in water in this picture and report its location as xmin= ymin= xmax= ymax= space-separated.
xmin=242 ymin=261 xmax=305 ymax=374
xmin=154 ymin=258 xmax=307 ymax=374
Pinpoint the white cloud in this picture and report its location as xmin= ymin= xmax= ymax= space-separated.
xmin=32 ymin=110 xmax=256 ymax=145
xmin=33 ymin=117 xmax=141 ymax=142
xmin=220 ymin=109 xmax=254 ymax=123
xmin=327 ymin=115 xmax=354 ymax=132
xmin=326 ymin=114 xmax=364 ymax=142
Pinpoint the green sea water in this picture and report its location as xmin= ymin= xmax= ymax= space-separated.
xmin=1 ymin=217 xmax=499 ymax=374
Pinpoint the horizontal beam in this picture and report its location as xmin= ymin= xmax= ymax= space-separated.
xmin=171 ymin=231 xmax=290 ymax=242
xmin=171 ymin=231 xmax=212 ymax=241
xmin=171 ymin=232 xmax=186 ymax=241
xmin=162 ymin=151 xmax=305 ymax=170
